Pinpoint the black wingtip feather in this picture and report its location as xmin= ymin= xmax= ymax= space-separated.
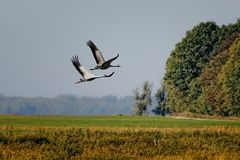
xmin=71 ymin=55 xmax=84 ymax=76
xmin=71 ymin=55 xmax=81 ymax=66
xmin=86 ymin=40 xmax=93 ymax=46
xmin=86 ymin=40 xmax=97 ymax=49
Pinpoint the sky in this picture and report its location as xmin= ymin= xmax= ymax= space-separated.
xmin=0 ymin=0 xmax=240 ymax=98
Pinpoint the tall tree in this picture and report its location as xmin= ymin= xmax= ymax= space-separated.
xmin=165 ymin=22 xmax=221 ymax=112
xmin=133 ymin=81 xmax=152 ymax=116
xmin=164 ymin=20 xmax=240 ymax=116
xmin=153 ymin=82 xmax=167 ymax=116
xmin=218 ymin=36 xmax=240 ymax=116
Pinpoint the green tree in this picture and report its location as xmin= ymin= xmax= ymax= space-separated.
xmin=164 ymin=20 xmax=240 ymax=116
xmin=165 ymin=22 xmax=220 ymax=112
xmin=153 ymin=82 xmax=167 ymax=116
xmin=133 ymin=81 xmax=152 ymax=116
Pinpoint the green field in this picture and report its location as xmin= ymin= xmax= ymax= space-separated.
xmin=1 ymin=115 xmax=240 ymax=129
xmin=0 ymin=115 xmax=240 ymax=159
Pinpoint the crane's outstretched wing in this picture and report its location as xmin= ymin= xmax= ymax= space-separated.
xmin=71 ymin=55 xmax=84 ymax=77
xmin=87 ymin=40 xmax=105 ymax=64
xmin=103 ymin=54 xmax=119 ymax=66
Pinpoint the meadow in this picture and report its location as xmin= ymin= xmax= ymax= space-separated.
xmin=0 ymin=115 xmax=240 ymax=159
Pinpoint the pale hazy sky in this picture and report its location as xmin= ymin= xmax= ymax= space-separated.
xmin=0 ymin=0 xmax=240 ymax=98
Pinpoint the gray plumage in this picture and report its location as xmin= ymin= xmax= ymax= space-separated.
xmin=71 ymin=55 xmax=114 ymax=83
xmin=87 ymin=40 xmax=120 ymax=70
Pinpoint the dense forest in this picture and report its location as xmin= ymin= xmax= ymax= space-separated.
xmin=164 ymin=20 xmax=240 ymax=116
xmin=0 ymin=94 xmax=134 ymax=115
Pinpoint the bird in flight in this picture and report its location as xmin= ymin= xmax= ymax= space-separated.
xmin=87 ymin=40 xmax=120 ymax=70
xmin=71 ymin=55 xmax=114 ymax=83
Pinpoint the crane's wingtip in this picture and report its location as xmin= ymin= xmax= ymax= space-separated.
xmin=71 ymin=55 xmax=79 ymax=61
xmin=86 ymin=40 xmax=94 ymax=46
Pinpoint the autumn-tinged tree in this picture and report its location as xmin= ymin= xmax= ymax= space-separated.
xmin=133 ymin=81 xmax=152 ymax=116
xmin=218 ymin=36 xmax=240 ymax=116
xmin=197 ymin=48 xmax=231 ymax=115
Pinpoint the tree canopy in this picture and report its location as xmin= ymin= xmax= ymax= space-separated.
xmin=164 ymin=20 xmax=240 ymax=116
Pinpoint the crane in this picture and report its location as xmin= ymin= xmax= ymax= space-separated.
xmin=71 ymin=55 xmax=114 ymax=83
xmin=87 ymin=40 xmax=120 ymax=70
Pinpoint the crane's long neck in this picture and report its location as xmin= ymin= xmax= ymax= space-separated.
xmin=75 ymin=79 xmax=85 ymax=84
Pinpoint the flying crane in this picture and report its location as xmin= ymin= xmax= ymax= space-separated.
xmin=87 ymin=40 xmax=120 ymax=70
xmin=71 ymin=55 xmax=114 ymax=83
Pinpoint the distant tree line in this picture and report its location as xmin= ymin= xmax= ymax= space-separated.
xmin=0 ymin=94 xmax=134 ymax=115
xmin=163 ymin=19 xmax=240 ymax=116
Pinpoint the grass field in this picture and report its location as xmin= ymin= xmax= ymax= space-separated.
xmin=0 ymin=115 xmax=240 ymax=159
xmin=1 ymin=115 xmax=240 ymax=129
